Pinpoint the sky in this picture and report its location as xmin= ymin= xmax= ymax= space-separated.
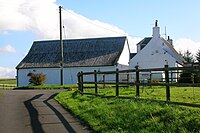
xmin=1 ymin=0 xmax=200 ymax=78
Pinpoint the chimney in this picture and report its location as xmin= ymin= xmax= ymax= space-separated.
xmin=152 ymin=20 xmax=160 ymax=38
xmin=167 ymin=36 xmax=173 ymax=46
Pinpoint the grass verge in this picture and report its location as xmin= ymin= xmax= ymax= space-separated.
xmin=55 ymin=91 xmax=200 ymax=133
xmin=15 ymin=84 xmax=78 ymax=90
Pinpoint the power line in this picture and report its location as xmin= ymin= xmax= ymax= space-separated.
xmin=62 ymin=9 xmax=143 ymax=39
xmin=0 ymin=2 xmax=143 ymax=39
xmin=62 ymin=9 xmax=126 ymax=36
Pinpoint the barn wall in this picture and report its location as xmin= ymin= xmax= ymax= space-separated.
xmin=17 ymin=66 xmax=117 ymax=86
xmin=63 ymin=66 xmax=116 ymax=84
xmin=117 ymin=40 xmax=130 ymax=66
xmin=17 ymin=68 xmax=60 ymax=86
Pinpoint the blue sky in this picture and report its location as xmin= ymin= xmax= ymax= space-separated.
xmin=1 ymin=0 xmax=200 ymax=78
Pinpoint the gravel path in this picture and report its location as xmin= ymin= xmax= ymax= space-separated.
xmin=0 ymin=90 xmax=91 ymax=133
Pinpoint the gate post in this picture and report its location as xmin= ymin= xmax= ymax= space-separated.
xmin=94 ymin=70 xmax=98 ymax=94
xmin=77 ymin=72 xmax=81 ymax=91
xmin=116 ymin=69 xmax=119 ymax=96
xmin=80 ymin=71 xmax=84 ymax=94
xmin=135 ymin=66 xmax=140 ymax=97
xmin=165 ymin=65 xmax=170 ymax=101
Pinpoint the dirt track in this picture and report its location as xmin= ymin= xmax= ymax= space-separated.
xmin=0 ymin=90 xmax=91 ymax=133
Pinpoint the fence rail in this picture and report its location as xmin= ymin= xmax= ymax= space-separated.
xmin=77 ymin=65 xmax=200 ymax=107
xmin=0 ymin=84 xmax=17 ymax=89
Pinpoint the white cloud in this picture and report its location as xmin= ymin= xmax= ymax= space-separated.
xmin=174 ymin=38 xmax=200 ymax=54
xmin=0 ymin=67 xmax=15 ymax=78
xmin=0 ymin=0 xmax=141 ymax=52
xmin=0 ymin=0 xmax=133 ymax=39
xmin=0 ymin=45 xmax=16 ymax=54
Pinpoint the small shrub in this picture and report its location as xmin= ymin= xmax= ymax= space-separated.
xmin=29 ymin=73 xmax=47 ymax=85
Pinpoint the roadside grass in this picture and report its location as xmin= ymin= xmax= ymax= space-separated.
xmin=55 ymin=90 xmax=200 ymax=133
xmin=83 ymin=86 xmax=200 ymax=103
xmin=15 ymin=84 xmax=78 ymax=90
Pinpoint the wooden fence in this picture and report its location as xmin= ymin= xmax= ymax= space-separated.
xmin=0 ymin=84 xmax=17 ymax=89
xmin=77 ymin=65 xmax=200 ymax=107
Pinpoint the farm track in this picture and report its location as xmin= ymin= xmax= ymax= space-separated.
xmin=0 ymin=90 xmax=91 ymax=133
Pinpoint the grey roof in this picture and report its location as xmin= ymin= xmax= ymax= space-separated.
xmin=130 ymin=53 xmax=137 ymax=59
xmin=16 ymin=36 xmax=127 ymax=69
xmin=137 ymin=37 xmax=152 ymax=45
xmin=161 ymin=38 xmax=186 ymax=64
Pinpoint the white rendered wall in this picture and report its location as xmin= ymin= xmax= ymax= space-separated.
xmin=63 ymin=66 xmax=117 ymax=84
xmin=117 ymin=40 xmax=130 ymax=66
xmin=17 ymin=66 xmax=117 ymax=86
xmin=129 ymin=37 xmax=177 ymax=69
xmin=17 ymin=68 xmax=60 ymax=86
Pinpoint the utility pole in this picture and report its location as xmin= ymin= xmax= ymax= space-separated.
xmin=59 ymin=6 xmax=64 ymax=85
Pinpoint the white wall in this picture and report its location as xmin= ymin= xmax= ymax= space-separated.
xmin=17 ymin=68 xmax=60 ymax=86
xmin=129 ymin=37 xmax=177 ymax=69
xmin=17 ymin=66 xmax=117 ymax=86
xmin=63 ymin=66 xmax=117 ymax=84
xmin=117 ymin=40 xmax=130 ymax=66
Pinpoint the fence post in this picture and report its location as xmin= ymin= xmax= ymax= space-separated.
xmin=165 ymin=65 xmax=170 ymax=101
xmin=102 ymin=74 xmax=105 ymax=89
xmin=135 ymin=66 xmax=140 ymax=97
xmin=80 ymin=71 xmax=84 ymax=94
xmin=77 ymin=72 xmax=81 ymax=91
xmin=94 ymin=70 xmax=98 ymax=94
xmin=116 ymin=68 xmax=119 ymax=96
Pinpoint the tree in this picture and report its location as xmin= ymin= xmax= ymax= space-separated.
xmin=195 ymin=49 xmax=200 ymax=64
xmin=178 ymin=50 xmax=197 ymax=83
xmin=179 ymin=50 xmax=195 ymax=63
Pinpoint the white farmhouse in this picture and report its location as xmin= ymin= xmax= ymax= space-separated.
xmin=129 ymin=20 xmax=186 ymax=81
xmin=130 ymin=20 xmax=185 ymax=69
xmin=16 ymin=36 xmax=130 ymax=86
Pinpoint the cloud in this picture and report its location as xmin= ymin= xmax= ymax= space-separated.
xmin=1 ymin=0 xmax=126 ymax=38
xmin=0 ymin=0 xmax=141 ymax=52
xmin=0 ymin=45 xmax=16 ymax=54
xmin=0 ymin=67 xmax=15 ymax=78
xmin=174 ymin=38 xmax=200 ymax=54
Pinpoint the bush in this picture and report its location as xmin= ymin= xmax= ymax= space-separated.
xmin=29 ymin=73 xmax=47 ymax=85
xmin=178 ymin=72 xmax=193 ymax=83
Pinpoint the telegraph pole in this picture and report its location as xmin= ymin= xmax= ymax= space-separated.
xmin=59 ymin=6 xmax=64 ymax=85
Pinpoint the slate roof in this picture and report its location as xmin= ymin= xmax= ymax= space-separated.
xmin=161 ymin=38 xmax=186 ymax=64
xmin=130 ymin=53 xmax=137 ymax=59
xmin=137 ymin=37 xmax=152 ymax=45
xmin=16 ymin=37 xmax=127 ymax=69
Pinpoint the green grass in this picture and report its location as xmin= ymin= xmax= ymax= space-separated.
xmin=83 ymin=86 xmax=200 ymax=103
xmin=55 ymin=91 xmax=200 ymax=133
xmin=16 ymin=84 xmax=78 ymax=90
xmin=0 ymin=78 xmax=16 ymax=84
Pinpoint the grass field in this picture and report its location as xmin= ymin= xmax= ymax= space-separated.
xmin=83 ymin=86 xmax=200 ymax=104
xmin=0 ymin=78 xmax=16 ymax=84
xmin=55 ymin=90 xmax=200 ymax=133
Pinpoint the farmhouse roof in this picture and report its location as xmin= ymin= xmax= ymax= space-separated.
xmin=135 ymin=36 xmax=186 ymax=65
xmin=130 ymin=53 xmax=137 ymax=59
xmin=161 ymin=37 xmax=186 ymax=64
xmin=137 ymin=37 xmax=152 ymax=45
xmin=16 ymin=36 xmax=127 ymax=69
